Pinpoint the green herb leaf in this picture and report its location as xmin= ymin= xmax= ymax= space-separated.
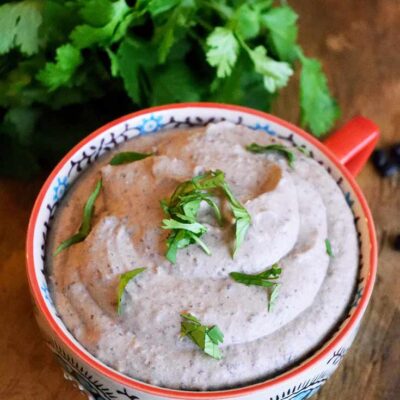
xmin=37 ymin=44 xmax=83 ymax=91
xmin=149 ymin=62 xmax=203 ymax=105
xmin=153 ymin=0 xmax=197 ymax=63
xmin=325 ymin=239 xmax=334 ymax=257
xmin=206 ymin=27 xmax=239 ymax=78
xmin=117 ymin=267 xmax=146 ymax=315
xmin=299 ymin=52 xmax=340 ymax=136
xmin=234 ymin=4 xmax=260 ymax=40
xmin=109 ymin=151 xmax=153 ymax=165
xmin=261 ymin=6 xmax=298 ymax=62
xmin=180 ymin=313 xmax=224 ymax=360
xmin=230 ymin=264 xmax=282 ymax=310
xmin=116 ymin=37 xmax=157 ymax=103
xmin=220 ymin=180 xmax=251 ymax=256
xmin=268 ymin=283 xmax=280 ymax=312
xmin=246 ymin=143 xmax=295 ymax=167
xmin=70 ymin=0 xmax=135 ymax=49
xmin=0 ymin=1 xmax=42 ymax=56
xmin=244 ymin=45 xmax=293 ymax=93
xmin=54 ymin=179 xmax=102 ymax=255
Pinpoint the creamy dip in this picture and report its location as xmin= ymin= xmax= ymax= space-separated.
xmin=48 ymin=122 xmax=358 ymax=390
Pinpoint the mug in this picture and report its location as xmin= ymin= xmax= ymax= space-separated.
xmin=26 ymin=103 xmax=379 ymax=400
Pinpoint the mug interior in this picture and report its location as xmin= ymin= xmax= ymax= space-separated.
xmin=26 ymin=103 xmax=377 ymax=398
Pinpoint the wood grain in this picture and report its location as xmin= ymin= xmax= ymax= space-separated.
xmin=0 ymin=1 xmax=399 ymax=398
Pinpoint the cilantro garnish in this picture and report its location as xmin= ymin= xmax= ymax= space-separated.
xmin=325 ymin=239 xmax=334 ymax=257
xmin=246 ymin=143 xmax=296 ymax=167
xmin=161 ymin=170 xmax=251 ymax=263
xmin=116 ymin=267 xmax=146 ymax=315
xmin=109 ymin=151 xmax=153 ymax=165
xmin=54 ymin=179 xmax=102 ymax=255
xmin=230 ymin=264 xmax=282 ymax=311
xmin=180 ymin=313 xmax=224 ymax=360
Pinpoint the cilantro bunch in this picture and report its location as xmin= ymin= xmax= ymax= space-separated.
xmin=0 ymin=0 xmax=339 ymax=177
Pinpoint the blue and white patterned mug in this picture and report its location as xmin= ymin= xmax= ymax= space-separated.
xmin=26 ymin=103 xmax=379 ymax=400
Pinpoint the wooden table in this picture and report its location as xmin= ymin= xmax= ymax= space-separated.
xmin=0 ymin=1 xmax=399 ymax=399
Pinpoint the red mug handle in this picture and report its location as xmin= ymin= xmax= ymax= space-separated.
xmin=323 ymin=116 xmax=380 ymax=177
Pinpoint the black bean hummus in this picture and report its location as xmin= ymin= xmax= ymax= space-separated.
xmin=48 ymin=122 xmax=358 ymax=390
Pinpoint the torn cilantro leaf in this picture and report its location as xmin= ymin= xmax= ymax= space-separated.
xmin=180 ymin=313 xmax=224 ymax=360
xmin=230 ymin=264 xmax=282 ymax=310
xmin=0 ymin=1 xmax=42 ymax=55
xmin=299 ymin=52 xmax=341 ymax=137
xmin=246 ymin=143 xmax=295 ymax=167
xmin=117 ymin=267 xmax=146 ymax=315
xmin=268 ymin=283 xmax=280 ymax=312
xmin=109 ymin=151 xmax=153 ymax=165
xmin=206 ymin=27 xmax=239 ymax=78
xmin=54 ymin=179 xmax=102 ymax=255
xmin=325 ymin=239 xmax=334 ymax=257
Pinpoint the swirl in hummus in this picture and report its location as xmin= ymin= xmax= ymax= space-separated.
xmin=48 ymin=122 xmax=358 ymax=390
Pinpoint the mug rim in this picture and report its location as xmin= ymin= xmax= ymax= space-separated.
xmin=26 ymin=102 xmax=377 ymax=399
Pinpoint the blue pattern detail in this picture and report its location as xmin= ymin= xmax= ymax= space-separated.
xmin=40 ymin=284 xmax=51 ymax=301
xmin=53 ymin=343 xmax=120 ymax=400
xmin=53 ymin=176 xmax=69 ymax=201
xmin=247 ymin=122 xmax=277 ymax=136
xmin=291 ymin=387 xmax=321 ymax=399
xmin=345 ymin=192 xmax=354 ymax=207
xmin=137 ymin=114 xmax=163 ymax=135
xmin=269 ymin=373 xmax=328 ymax=400
xmin=350 ymin=287 xmax=363 ymax=309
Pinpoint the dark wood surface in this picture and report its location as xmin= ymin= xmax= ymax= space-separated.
xmin=0 ymin=1 xmax=399 ymax=399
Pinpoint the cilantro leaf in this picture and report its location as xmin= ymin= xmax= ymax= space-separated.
xmin=117 ymin=267 xmax=146 ymax=315
xmin=161 ymin=170 xmax=250 ymax=263
xmin=246 ymin=45 xmax=293 ymax=93
xmin=109 ymin=151 xmax=153 ymax=165
xmin=299 ymin=53 xmax=340 ymax=136
xmin=220 ymin=181 xmax=251 ymax=256
xmin=246 ymin=143 xmax=296 ymax=167
xmin=0 ymin=1 xmax=42 ymax=55
xmin=116 ymin=38 xmax=156 ymax=103
xmin=230 ymin=264 xmax=282 ymax=310
xmin=268 ymin=283 xmax=280 ymax=312
xmin=70 ymin=0 xmax=136 ymax=49
xmin=325 ymin=239 xmax=334 ymax=257
xmin=153 ymin=0 xmax=197 ymax=63
xmin=54 ymin=179 xmax=102 ymax=255
xmin=261 ymin=5 xmax=298 ymax=62
xmin=79 ymin=0 xmax=114 ymax=27
xmin=234 ymin=4 xmax=260 ymax=40
xmin=180 ymin=313 xmax=224 ymax=360
xmin=147 ymin=0 xmax=181 ymax=16
xmin=149 ymin=62 xmax=203 ymax=105
xmin=206 ymin=27 xmax=239 ymax=78
xmin=37 ymin=44 xmax=83 ymax=91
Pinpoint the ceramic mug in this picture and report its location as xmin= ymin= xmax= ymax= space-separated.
xmin=26 ymin=103 xmax=379 ymax=400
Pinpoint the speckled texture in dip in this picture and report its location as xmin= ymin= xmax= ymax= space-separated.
xmin=48 ymin=122 xmax=358 ymax=390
